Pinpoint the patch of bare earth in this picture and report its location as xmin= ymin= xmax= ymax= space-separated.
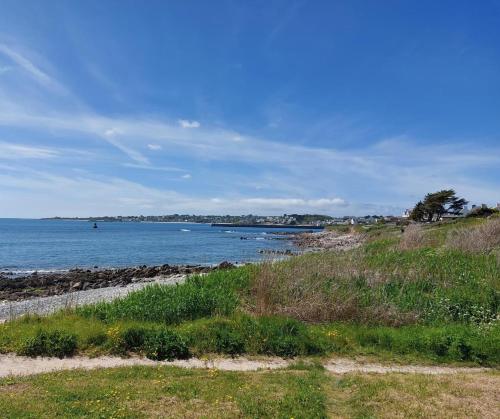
xmin=0 ymin=382 xmax=30 ymax=395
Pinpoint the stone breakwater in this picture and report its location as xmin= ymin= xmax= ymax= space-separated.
xmin=0 ymin=263 xmax=233 ymax=302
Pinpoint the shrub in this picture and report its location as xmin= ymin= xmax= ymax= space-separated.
xmin=466 ymin=207 xmax=499 ymax=218
xmin=18 ymin=330 xmax=77 ymax=358
xmin=257 ymin=317 xmax=321 ymax=357
xmin=340 ymin=323 xmax=500 ymax=364
xmin=121 ymin=326 xmax=148 ymax=351
xmin=213 ymin=323 xmax=245 ymax=355
xmin=144 ymin=329 xmax=190 ymax=361
xmin=250 ymin=256 xmax=365 ymax=324
xmin=178 ymin=316 xmax=323 ymax=358
xmin=84 ymin=331 xmax=107 ymax=347
xmin=178 ymin=317 xmax=246 ymax=356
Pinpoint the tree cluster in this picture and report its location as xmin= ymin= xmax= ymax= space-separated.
xmin=410 ymin=190 xmax=468 ymax=222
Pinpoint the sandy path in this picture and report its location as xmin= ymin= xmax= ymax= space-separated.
xmin=0 ymin=354 xmax=491 ymax=378
xmin=323 ymin=358 xmax=490 ymax=375
xmin=0 ymin=354 xmax=290 ymax=377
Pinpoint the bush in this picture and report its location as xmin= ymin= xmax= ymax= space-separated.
xmin=18 ymin=330 xmax=77 ymax=358
xmin=257 ymin=317 xmax=306 ymax=357
xmin=178 ymin=316 xmax=323 ymax=358
xmin=256 ymin=317 xmax=323 ymax=357
xmin=84 ymin=331 xmax=107 ymax=347
xmin=121 ymin=326 xmax=148 ymax=351
xmin=338 ymin=323 xmax=500 ymax=364
xmin=466 ymin=207 xmax=499 ymax=218
xmin=144 ymin=329 xmax=190 ymax=361
xmin=179 ymin=318 xmax=246 ymax=356
xmin=213 ymin=323 xmax=245 ymax=356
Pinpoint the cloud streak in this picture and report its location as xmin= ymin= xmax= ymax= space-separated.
xmin=0 ymin=43 xmax=67 ymax=94
xmin=178 ymin=119 xmax=200 ymax=128
xmin=0 ymin=141 xmax=60 ymax=159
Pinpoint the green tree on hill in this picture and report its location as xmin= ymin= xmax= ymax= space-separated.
xmin=410 ymin=189 xmax=468 ymax=222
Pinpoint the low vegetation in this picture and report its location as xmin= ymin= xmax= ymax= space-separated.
xmin=0 ymin=216 xmax=499 ymax=365
xmin=18 ymin=329 xmax=77 ymax=358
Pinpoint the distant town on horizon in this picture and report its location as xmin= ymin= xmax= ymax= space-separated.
xmin=43 ymin=201 xmax=500 ymax=227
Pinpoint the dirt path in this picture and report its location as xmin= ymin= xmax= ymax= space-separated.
xmin=0 ymin=354 xmax=492 ymax=378
xmin=323 ymin=358 xmax=490 ymax=375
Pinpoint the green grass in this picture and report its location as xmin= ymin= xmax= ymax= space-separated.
xmin=0 ymin=365 xmax=327 ymax=418
xmin=76 ymin=268 xmax=252 ymax=324
xmin=1 ymin=365 xmax=498 ymax=418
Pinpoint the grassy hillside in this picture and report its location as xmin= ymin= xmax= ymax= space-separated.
xmin=1 ymin=217 xmax=499 ymax=364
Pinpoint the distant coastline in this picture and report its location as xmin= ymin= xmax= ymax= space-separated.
xmin=211 ymin=223 xmax=323 ymax=230
xmin=40 ymin=213 xmax=337 ymax=226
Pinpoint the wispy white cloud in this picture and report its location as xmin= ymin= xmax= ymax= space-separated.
xmin=181 ymin=173 xmax=192 ymax=179
xmin=122 ymin=163 xmax=184 ymax=172
xmin=178 ymin=119 xmax=200 ymax=128
xmin=0 ymin=141 xmax=60 ymax=159
xmin=147 ymin=144 xmax=162 ymax=150
xmin=102 ymin=125 xmax=149 ymax=164
xmin=0 ymin=43 xmax=67 ymax=94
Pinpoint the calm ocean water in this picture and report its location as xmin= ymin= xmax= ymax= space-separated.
xmin=0 ymin=219 xmax=298 ymax=273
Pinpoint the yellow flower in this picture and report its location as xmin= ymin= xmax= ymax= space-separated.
xmin=326 ymin=330 xmax=338 ymax=338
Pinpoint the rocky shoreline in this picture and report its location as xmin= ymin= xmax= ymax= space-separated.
xmin=260 ymin=230 xmax=364 ymax=255
xmin=292 ymin=230 xmax=364 ymax=251
xmin=0 ymin=230 xmax=361 ymax=304
xmin=0 ymin=263 xmax=233 ymax=303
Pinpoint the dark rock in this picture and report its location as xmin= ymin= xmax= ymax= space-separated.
xmin=0 ymin=262 xmax=216 ymax=302
xmin=217 ymin=261 xmax=234 ymax=270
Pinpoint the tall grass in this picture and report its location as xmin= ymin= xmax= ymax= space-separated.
xmin=398 ymin=224 xmax=428 ymax=250
xmin=78 ymin=268 xmax=251 ymax=324
xmin=245 ymin=241 xmax=499 ymax=325
xmin=446 ymin=217 xmax=500 ymax=254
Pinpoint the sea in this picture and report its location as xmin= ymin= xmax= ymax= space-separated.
xmin=0 ymin=219 xmax=299 ymax=274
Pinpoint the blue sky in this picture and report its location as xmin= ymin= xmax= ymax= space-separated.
xmin=0 ymin=0 xmax=499 ymax=217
